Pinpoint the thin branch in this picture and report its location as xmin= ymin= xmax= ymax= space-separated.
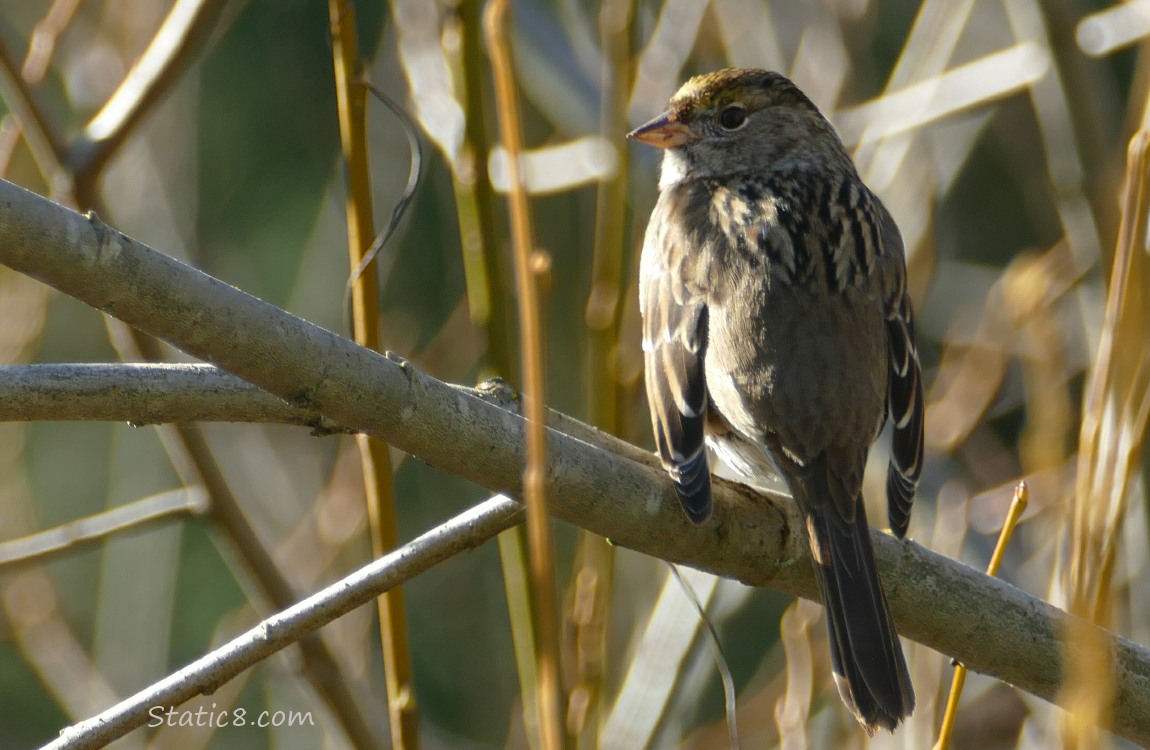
xmin=43 ymin=494 xmax=525 ymax=750
xmin=0 ymin=33 xmax=68 ymax=196
xmin=20 ymin=0 xmax=83 ymax=85
xmin=0 ymin=363 xmax=344 ymax=428
xmin=935 ymin=482 xmax=1030 ymax=750
xmin=1 ymin=178 xmax=1150 ymax=746
xmin=97 ymin=335 xmax=387 ymax=750
xmin=168 ymin=416 xmax=390 ymax=749
xmin=0 ymin=487 xmax=207 ymax=569
xmin=98 ymin=305 xmax=388 ymax=750
xmin=69 ymin=0 xmax=237 ymax=187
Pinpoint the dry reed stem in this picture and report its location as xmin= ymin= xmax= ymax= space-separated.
xmin=484 ymin=2 xmax=566 ymax=748
xmin=0 ymin=7 xmax=385 ymax=746
xmin=328 ymin=2 xmax=418 ymax=747
xmin=934 ymin=482 xmax=1029 ymax=750
xmin=1061 ymin=128 xmax=1150 ymax=749
xmin=439 ymin=2 xmax=544 ymax=740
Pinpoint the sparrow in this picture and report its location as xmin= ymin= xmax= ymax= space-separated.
xmin=629 ymin=68 xmax=924 ymax=733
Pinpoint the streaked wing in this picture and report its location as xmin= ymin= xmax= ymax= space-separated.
xmin=869 ymin=200 xmax=922 ymax=539
xmin=885 ymin=288 xmax=923 ymax=538
xmin=641 ymin=237 xmax=711 ymax=524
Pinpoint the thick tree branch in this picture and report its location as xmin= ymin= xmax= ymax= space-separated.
xmin=1 ymin=178 xmax=1149 ymax=745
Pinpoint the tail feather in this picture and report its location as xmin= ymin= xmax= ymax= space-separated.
xmin=803 ymin=481 xmax=914 ymax=732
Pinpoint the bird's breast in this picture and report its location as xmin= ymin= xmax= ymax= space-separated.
xmin=698 ymin=173 xmax=883 ymax=297
xmin=704 ymin=283 xmax=888 ymax=462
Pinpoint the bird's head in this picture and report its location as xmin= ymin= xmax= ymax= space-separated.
xmin=628 ymin=68 xmax=846 ymax=186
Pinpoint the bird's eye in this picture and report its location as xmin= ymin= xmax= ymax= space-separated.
xmin=718 ymin=105 xmax=747 ymax=130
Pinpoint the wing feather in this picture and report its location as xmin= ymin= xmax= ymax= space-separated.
xmin=885 ymin=290 xmax=923 ymax=538
xmin=642 ymin=239 xmax=712 ymax=524
xmin=873 ymin=202 xmax=923 ymax=539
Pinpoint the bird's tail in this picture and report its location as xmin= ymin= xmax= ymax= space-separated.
xmin=803 ymin=485 xmax=914 ymax=733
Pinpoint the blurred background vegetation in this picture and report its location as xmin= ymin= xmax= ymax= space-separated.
xmin=0 ymin=0 xmax=1148 ymax=748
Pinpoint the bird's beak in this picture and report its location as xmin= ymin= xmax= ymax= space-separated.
xmin=627 ymin=111 xmax=695 ymax=149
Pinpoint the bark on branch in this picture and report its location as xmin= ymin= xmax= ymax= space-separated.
xmin=0 ymin=362 xmax=337 ymax=427
xmin=0 ymin=178 xmax=1148 ymax=745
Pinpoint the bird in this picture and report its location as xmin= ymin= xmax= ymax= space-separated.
xmin=629 ymin=68 xmax=924 ymax=733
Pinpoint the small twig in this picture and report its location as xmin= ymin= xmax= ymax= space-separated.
xmin=585 ymin=0 xmax=633 ymax=423
xmin=934 ymin=481 xmax=1029 ymax=750
xmin=0 ymin=363 xmax=343 ymax=428
xmin=69 ymin=0 xmax=236 ymax=192
xmin=42 ymin=495 xmax=525 ymax=750
xmin=20 ymin=0 xmax=83 ymax=84
xmin=440 ymin=4 xmax=539 ymax=741
xmin=0 ymin=487 xmax=207 ymax=569
xmin=0 ymin=34 xmax=69 ymax=196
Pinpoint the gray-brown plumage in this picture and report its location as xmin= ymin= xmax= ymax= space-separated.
xmin=630 ymin=68 xmax=923 ymax=733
